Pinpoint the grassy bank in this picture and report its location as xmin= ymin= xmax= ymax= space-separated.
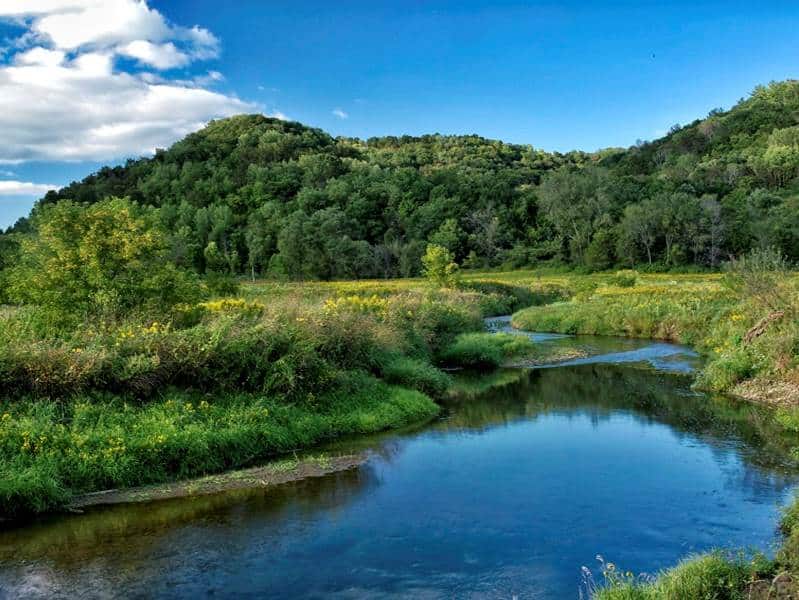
xmin=0 ymin=372 xmax=436 ymax=517
xmin=508 ymin=271 xmax=799 ymax=402
xmin=591 ymin=496 xmax=799 ymax=599
xmin=0 ymin=278 xmax=538 ymax=517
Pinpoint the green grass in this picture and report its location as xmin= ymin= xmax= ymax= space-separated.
xmin=593 ymin=552 xmax=759 ymax=600
xmin=378 ymin=355 xmax=453 ymax=397
xmin=509 ymin=274 xmax=799 ymax=395
xmin=437 ymin=332 xmax=535 ymax=369
xmin=0 ymin=371 xmax=438 ymax=517
xmin=0 ymin=280 xmax=525 ymax=517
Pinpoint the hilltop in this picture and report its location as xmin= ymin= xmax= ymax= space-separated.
xmin=6 ymin=79 xmax=799 ymax=279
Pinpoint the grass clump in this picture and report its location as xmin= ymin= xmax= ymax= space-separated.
xmin=379 ymin=355 xmax=453 ymax=398
xmin=438 ymin=332 xmax=534 ymax=369
xmin=593 ymin=552 xmax=761 ymax=600
xmin=610 ymin=270 xmax=639 ymax=288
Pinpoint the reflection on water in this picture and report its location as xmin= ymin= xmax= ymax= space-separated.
xmin=1 ymin=356 xmax=798 ymax=598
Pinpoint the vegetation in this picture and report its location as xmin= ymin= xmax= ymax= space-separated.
xmin=0 ymin=205 xmax=547 ymax=516
xmin=422 ymin=243 xmax=460 ymax=288
xmin=511 ymin=260 xmax=799 ymax=400
xmin=438 ymin=332 xmax=535 ymax=369
xmin=5 ymin=80 xmax=799 ymax=283
xmin=0 ymin=78 xmax=799 ymax=598
xmin=3 ymin=198 xmax=202 ymax=323
xmin=0 ymin=373 xmax=436 ymax=517
xmin=591 ymin=552 xmax=760 ymax=599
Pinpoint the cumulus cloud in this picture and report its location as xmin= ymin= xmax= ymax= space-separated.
xmin=0 ymin=1 xmax=218 ymax=62
xmin=0 ymin=1 xmax=256 ymax=163
xmin=332 ymin=108 xmax=348 ymax=119
xmin=118 ymin=40 xmax=190 ymax=70
xmin=0 ymin=180 xmax=58 ymax=196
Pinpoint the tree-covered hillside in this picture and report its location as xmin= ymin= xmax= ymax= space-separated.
xmin=5 ymin=80 xmax=799 ymax=279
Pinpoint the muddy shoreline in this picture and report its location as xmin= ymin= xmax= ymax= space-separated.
xmin=68 ymin=453 xmax=367 ymax=509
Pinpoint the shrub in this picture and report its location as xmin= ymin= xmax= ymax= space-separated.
xmin=724 ymin=247 xmax=793 ymax=312
xmin=204 ymin=272 xmax=241 ymax=297
xmin=610 ymin=270 xmax=639 ymax=288
xmin=422 ymin=244 xmax=460 ymax=288
xmin=4 ymin=198 xmax=203 ymax=322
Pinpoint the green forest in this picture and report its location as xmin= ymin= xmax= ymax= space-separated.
xmin=3 ymin=80 xmax=799 ymax=282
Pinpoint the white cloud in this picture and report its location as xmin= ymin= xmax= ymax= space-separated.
xmin=14 ymin=47 xmax=66 ymax=67
xmin=0 ymin=180 xmax=58 ymax=196
xmin=332 ymin=108 xmax=348 ymax=119
xmin=119 ymin=40 xmax=189 ymax=70
xmin=0 ymin=1 xmax=257 ymax=163
xmin=0 ymin=1 xmax=218 ymax=64
xmin=267 ymin=110 xmax=289 ymax=121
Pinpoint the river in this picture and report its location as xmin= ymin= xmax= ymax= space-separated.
xmin=1 ymin=326 xmax=797 ymax=598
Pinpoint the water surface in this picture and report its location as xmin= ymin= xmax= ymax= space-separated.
xmin=1 ymin=337 xmax=797 ymax=599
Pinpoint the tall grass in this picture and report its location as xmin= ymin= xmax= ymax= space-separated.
xmin=438 ymin=332 xmax=535 ymax=369
xmin=0 ymin=280 xmax=530 ymax=516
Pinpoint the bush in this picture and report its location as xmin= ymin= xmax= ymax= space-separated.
xmin=205 ymin=272 xmax=241 ymax=297
xmin=422 ymin=244 xmax=460 ymax=288
xmin=4 ymin=198 xmax=203 ymax=322
xmin=724 ymin=247 xmax=793 ymax=312
xmin=610 ymin=270 xmax=639 ymax=288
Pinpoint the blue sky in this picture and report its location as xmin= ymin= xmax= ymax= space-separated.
xmin=1 ymin=0 xmax=799 ymax=229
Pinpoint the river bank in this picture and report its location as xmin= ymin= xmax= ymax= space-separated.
xmin=1 ymin=355 xmax=797 ymax=598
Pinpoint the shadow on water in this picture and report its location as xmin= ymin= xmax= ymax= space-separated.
xmin=2 ymin=343 xmax=798 ymax=598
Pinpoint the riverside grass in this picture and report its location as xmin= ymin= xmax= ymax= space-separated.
xmin=0 ymin=279 xmax=537 ymax=517
xmin=0 ymin=372 xmax=436 ymax=518
xmin=510 ymin=272 xmax=799 ymax=399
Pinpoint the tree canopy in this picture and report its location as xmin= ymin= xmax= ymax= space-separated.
xmin=3 ymin=198 xmax=202 ymax=318
xmin=4 ymin=80 xmax=799 ymax=281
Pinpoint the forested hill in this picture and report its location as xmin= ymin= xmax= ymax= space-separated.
xmin=7 ymin=79 xmax=799 ymax=279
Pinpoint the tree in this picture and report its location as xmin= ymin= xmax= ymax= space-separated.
xmin=421 ymin=244 xmax=459 ymax=288
xmin=429 ymin=218 xmax=466 ymax=258
xmin=537 ymin=167 xmax=611 ymax=263
xmin=5 ymin=198 xmax=202 ymax=319
xmin=619 ymin=201 xmax=658 ymax=265
xmin=466 ymin=205 xmax=503 ymax=265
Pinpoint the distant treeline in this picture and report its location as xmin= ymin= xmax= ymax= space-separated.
xmin=4 ymin=79 xmax=799 ymax=279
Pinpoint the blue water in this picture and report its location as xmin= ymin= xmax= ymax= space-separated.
xmin=0 ymin=337 xmax=797 ymax=599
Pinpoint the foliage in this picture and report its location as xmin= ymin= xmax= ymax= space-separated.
xmin=609 ymin=270 xmax=638 ymax=288
xmin=438 ymin=332 xmax=534 ymax=369
xmin=3 ymin=198 xmax=202 ymax=321
xmin=422 ymin=244 xmax=460 ymax=288
xmin=0 ymin=372 xmax=438 ymax=517
xmin=378 ymin=355 xmax=453 ymax=397
xmin=6 ymin=80 xmax=799 ymax=283
xmin=723 ymin=246 xmax=793 ymax=312
xmin=204 ymin=272 xmax=241 ymax=297
xmin=592 ymin=552 xmax=760 ymax=600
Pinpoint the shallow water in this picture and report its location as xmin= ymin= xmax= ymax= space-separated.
xmin=1 ymin=335 xmax=798 ymax=599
